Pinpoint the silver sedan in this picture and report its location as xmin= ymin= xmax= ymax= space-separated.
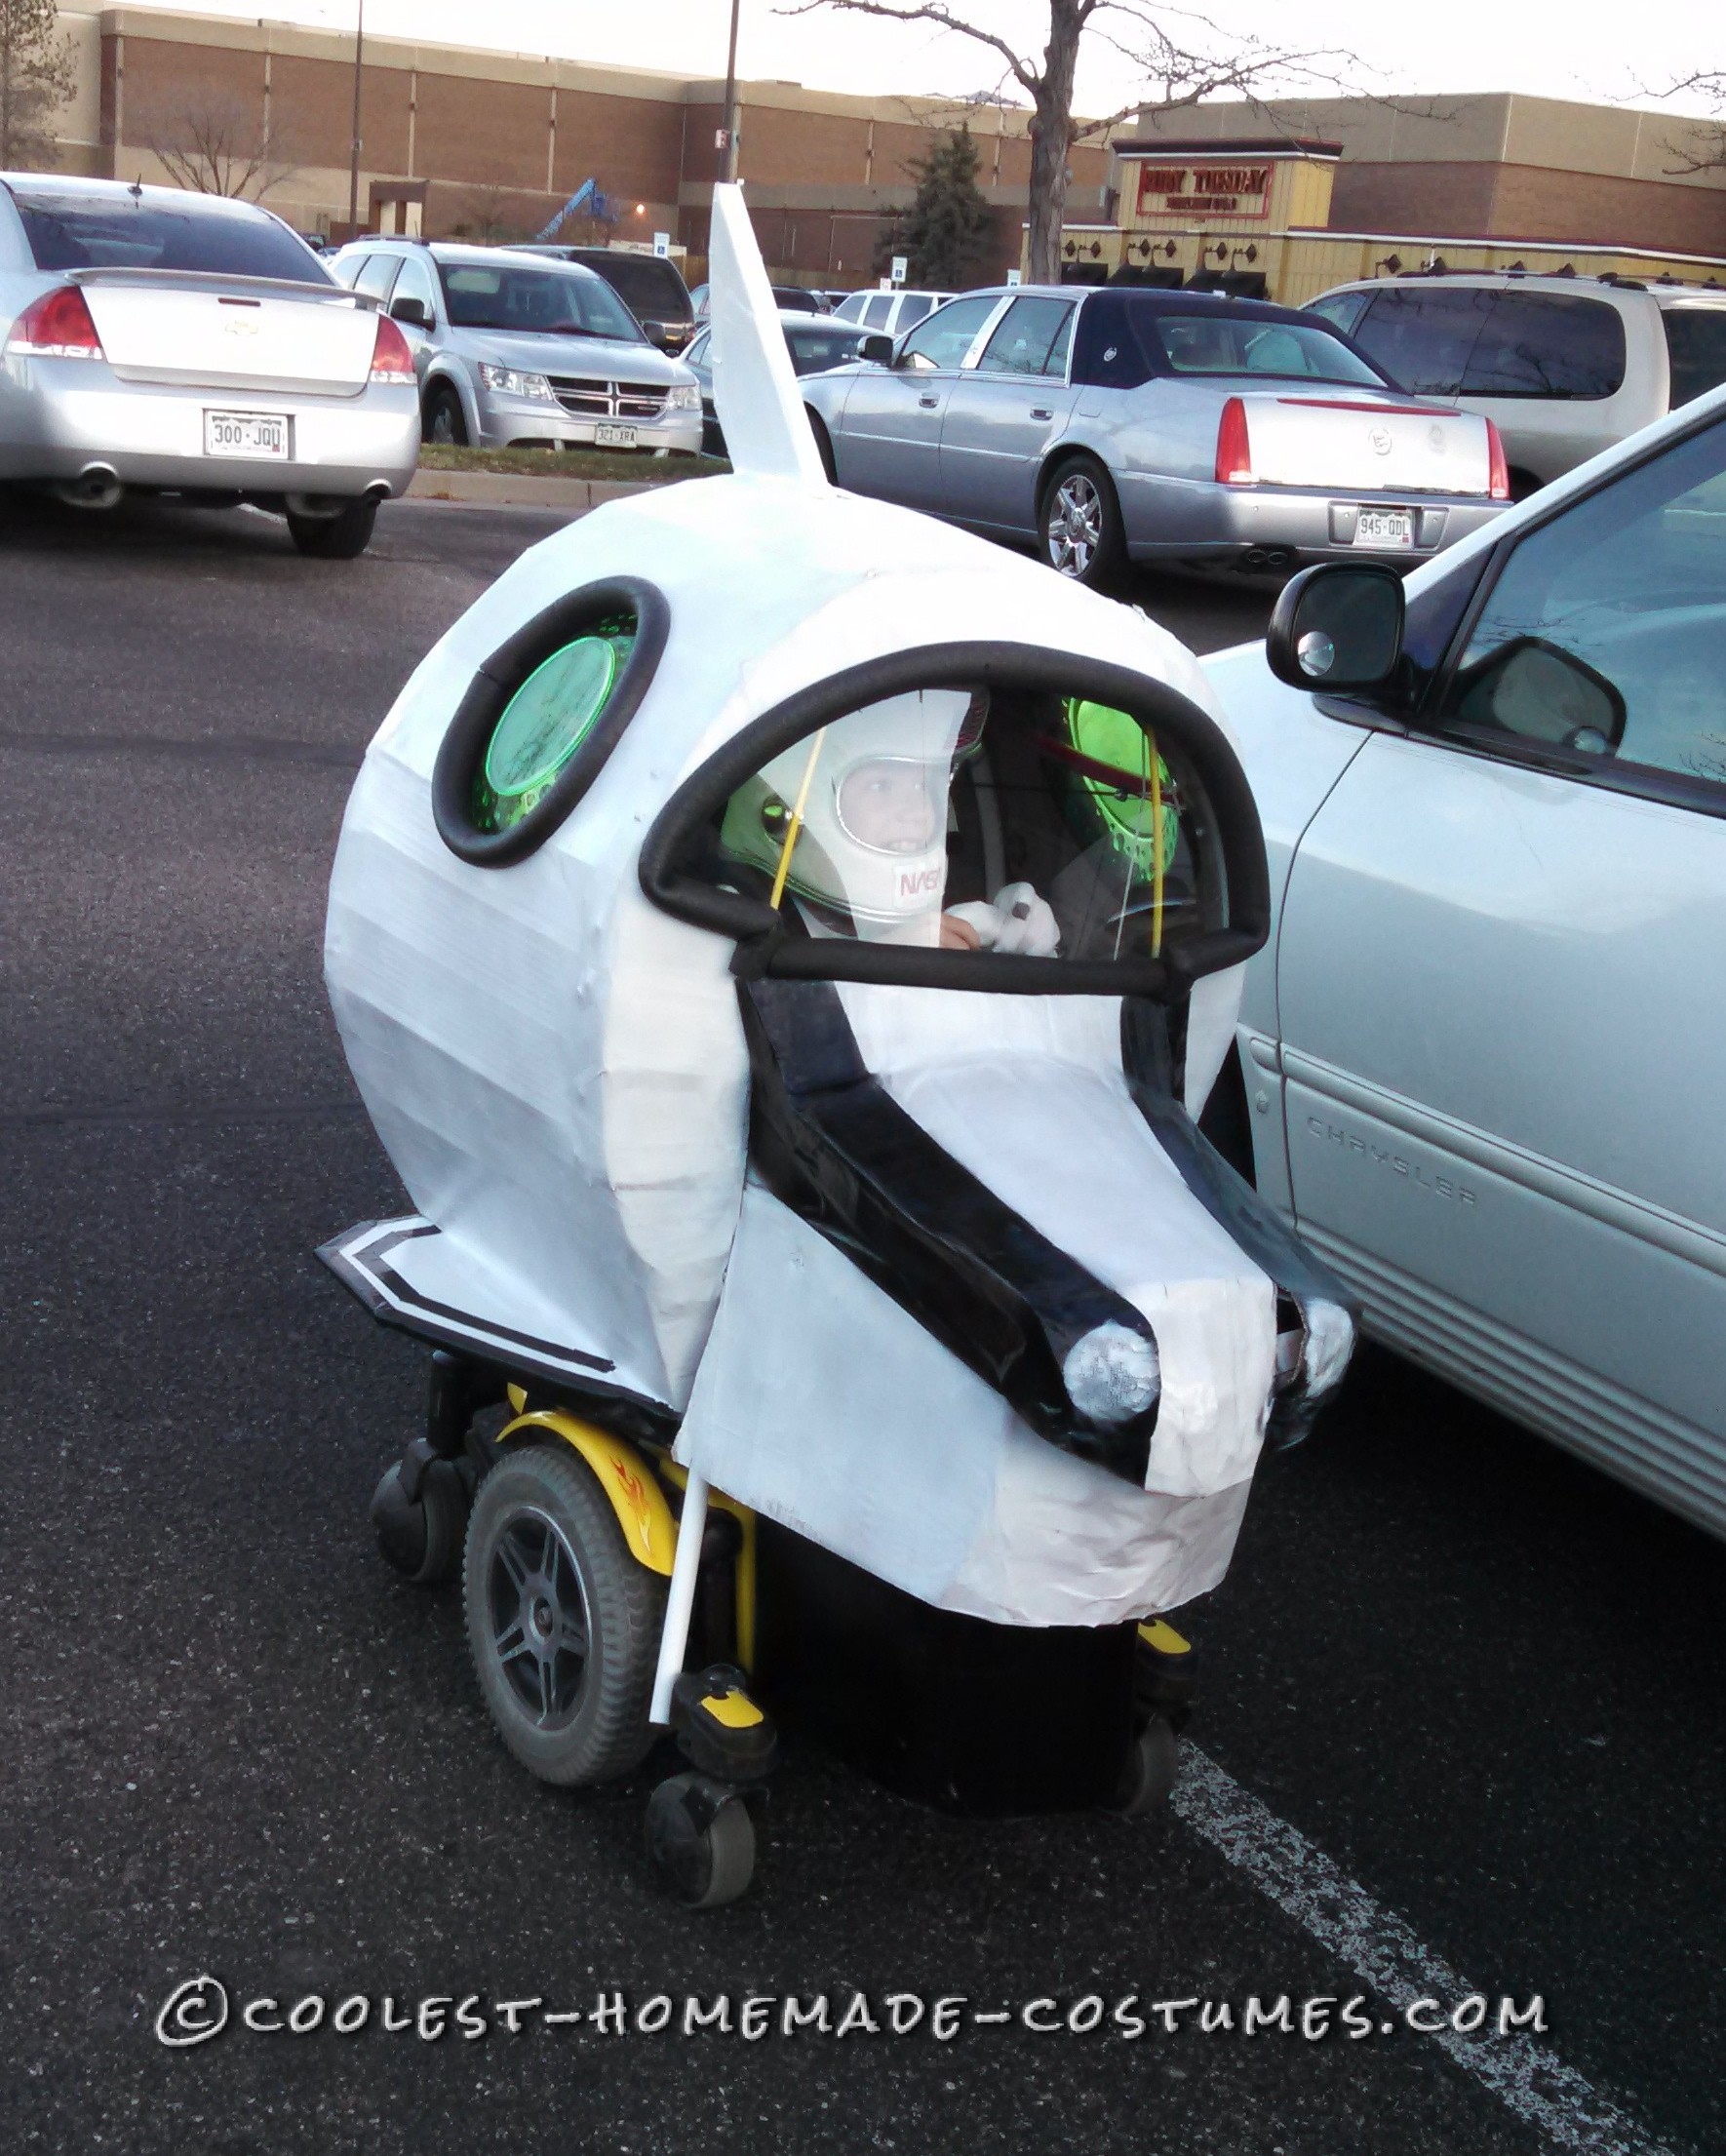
xmin=0 ymin=175 xmax=420 ymax=558
xmin=801 ymin=283 xmax=1510 ymax=586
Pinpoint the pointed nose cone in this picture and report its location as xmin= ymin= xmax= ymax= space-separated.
xmin=707 ymin=183 xmax=830 ymax=489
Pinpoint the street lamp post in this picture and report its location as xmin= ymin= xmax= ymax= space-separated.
xmin=720 ymin=0 xmax=741 ymax=185
xmin=346 ymin=0 xmax=365 ymax=240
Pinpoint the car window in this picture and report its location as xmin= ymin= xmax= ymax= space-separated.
xmin=1151 ymin=313 xmax=1384 ymax=383
xmin=834 ymin=292 xmax=868 ymax=322
xmin=685 ymin=328 xmax=711 ymax=371
xmin=1045 ymin=306 xmax=1075 ymax=379
xmin=350 ymin=253 xmax=399 ymax=302
xmin=1351 ymin=285 xmax=1494 ymax=395
xmin=862 ymin=293 xmax=895 ymax=329
xmin=785 ymin=324 xmax=866 ymax=375
xmin=438 ymin=261 xmax=643 ymax=341
xmin=1663 ymin=306 xmax=1726 ymax=409
xmin=1434 ymin=415 xmax=1726 ymax=788
xmin=1307 ymin=291 xmax=1370 ymax=337
xmin=898 ymin=294 xmax=999 ymax=372
xmin=1459 ymin=293 xmax=1626 ymax=400
xmin=9 ymin=187 xmax=331 ymax=282
xmin=896 ymin=294 xmax=935 ymax=330
xmin=976 ymin=295 xmax=1075 ymax=376
xmin=389 ymin=252 xmax=438 ymax=320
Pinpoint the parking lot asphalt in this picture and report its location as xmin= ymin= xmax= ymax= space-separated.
xmin=3 ymin=490 xmax=1721 ymax=2156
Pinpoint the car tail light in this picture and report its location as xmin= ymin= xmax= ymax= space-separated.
xmin=369 ymin=313 xmax=415 ymax=384
xmin=1486 ymin=417 xmax=1510 ymax=500
xmin=7 ymin=284 xmax=103 ymax=359
xmin=1215 ymin=396 xmax=1254 ymax=486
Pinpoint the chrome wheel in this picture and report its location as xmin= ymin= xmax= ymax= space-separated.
xmin=486 ymin=1505 xmax=592 ymax=1731
xmin=1047 ymin=471 xmax=1103 ymax=577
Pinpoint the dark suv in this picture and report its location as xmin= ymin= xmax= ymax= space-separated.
xmin=522 ymin=245 xmax=695 ymax=353
xmin=1307 ymin=269 xmax=1726 ymax=495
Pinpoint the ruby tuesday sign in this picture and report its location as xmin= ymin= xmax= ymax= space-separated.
xmin=1134 ymin=163 xmax=1272 ymax=218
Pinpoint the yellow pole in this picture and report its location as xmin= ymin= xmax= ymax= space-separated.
xmin=768 ymin=726 xmax=826 ymax=912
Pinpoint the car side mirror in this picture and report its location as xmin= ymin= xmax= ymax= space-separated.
xmin=390 ymin=295 xmax=431 ymax=330
xmin=1267 ymin=563 xmax=1405 ymax=694
xmin=858 ymin=332 xmax=894 ymax=366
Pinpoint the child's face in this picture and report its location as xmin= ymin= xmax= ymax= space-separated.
xmin=837 ymin=758 xmax=944 ymax=854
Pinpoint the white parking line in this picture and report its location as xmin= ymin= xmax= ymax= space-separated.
xmin=1173 ymin=1748 xmax=1685 ymax=2156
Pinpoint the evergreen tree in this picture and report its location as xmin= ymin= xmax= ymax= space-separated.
xmin=894 ymin=126 xmax=992 ymax=290
xmin=0 ymin=0 xmax=75 ymax=170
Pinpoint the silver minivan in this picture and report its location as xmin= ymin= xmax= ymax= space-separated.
xmin=1307 ymin=269 xmax=1726 ymax=495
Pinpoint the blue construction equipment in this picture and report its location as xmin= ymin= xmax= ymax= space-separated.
xmin=537 ymin=178 xmax=611 ymax=243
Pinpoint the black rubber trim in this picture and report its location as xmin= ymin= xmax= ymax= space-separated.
xmin=639 ymin=641 xmax=1271 ymax=996
xmin=433 ymin=576 xmax=669 ymax=868
xmin=1118 ymin=1001 xmax=1356 ymax=1447
xmin=740 ymin=976 xmax=1157 ymax=1486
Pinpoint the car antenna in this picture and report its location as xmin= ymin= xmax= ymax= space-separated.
xmin=130 ymin=175 xmax=143 ymax=199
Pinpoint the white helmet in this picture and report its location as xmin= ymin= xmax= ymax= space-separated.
xmin=720 ymin=687 xmax=975 ymax=943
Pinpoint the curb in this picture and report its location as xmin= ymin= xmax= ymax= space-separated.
xmin=406 ymin=469 xmax=673 ymax=511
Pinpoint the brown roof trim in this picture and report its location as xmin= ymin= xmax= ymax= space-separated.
xmin=1113 ymin=137 xmax=1343 ymax=159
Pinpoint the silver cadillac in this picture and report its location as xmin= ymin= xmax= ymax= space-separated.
xmin=800 ymin=283 xmax=1511 ymax=586
xmin=0 ymin=175 xmax=420 ymax=558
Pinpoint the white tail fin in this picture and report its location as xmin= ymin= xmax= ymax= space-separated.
xmin=708 ymin=183 xmax=830 ymax=487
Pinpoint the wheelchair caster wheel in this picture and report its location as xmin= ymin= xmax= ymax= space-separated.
xmin=646 ymin=1772 xmax=756 ymax=1908
xmin=371 ymin=1456 xmax=467 ymax=1586
xmin=1109 ymin=1717 xmax=1179 ymax=1817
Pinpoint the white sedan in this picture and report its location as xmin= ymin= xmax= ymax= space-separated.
xmin=1205 ymin=381 xmax=1726 ymax=1538
xmin=0 ymin=175 xmax=419 ymax=558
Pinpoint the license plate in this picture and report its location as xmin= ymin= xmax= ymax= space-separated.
xmin=1353 ymin=506 xmax=1414 ymax=549
xmin=594 ymin=423 xmax=637 ymax=449
xmin=205 ymin=411 xmax=290 ymax=460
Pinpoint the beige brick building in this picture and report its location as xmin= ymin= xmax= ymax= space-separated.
xmin=41 ymin=3 xmax=1112 ymax=285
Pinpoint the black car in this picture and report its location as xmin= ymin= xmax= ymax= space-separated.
xmin=522 ymin=245 xmax=696 ymax=353
xmin=683 ymin=309 xmax=877 ymax=456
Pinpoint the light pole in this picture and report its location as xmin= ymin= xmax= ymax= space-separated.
xmin=720 ymin=0 xmax=741 ymax=185
xmin=346 ymin=0 xmax=365 ymax=239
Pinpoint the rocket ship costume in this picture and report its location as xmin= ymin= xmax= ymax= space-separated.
xmin=319 ymin=190 xmax=1353 ymax=1904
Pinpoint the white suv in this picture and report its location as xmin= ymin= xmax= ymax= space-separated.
xmin=833 ymin=288 xmax=954 ymax=336
xmin=1306 ymin=270 xmax=1726 ymax=496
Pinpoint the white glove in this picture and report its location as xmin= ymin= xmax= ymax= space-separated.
xmin=987 ymin=882 xmax=1061 ymax=958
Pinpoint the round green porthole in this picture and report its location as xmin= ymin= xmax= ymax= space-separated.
xmin=471 ymin=625 xmax=635 ymax=834
xmin=433 ymin=577 xmax=668 ymax=868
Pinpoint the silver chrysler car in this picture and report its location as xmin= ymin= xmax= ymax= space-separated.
xmin=0 ymin=175 xmax=420 ymax=558
xmin=330 ymin=240 xmax=703 ymax=456
xmin=800 ymin=284 xmax=1510 ymax=586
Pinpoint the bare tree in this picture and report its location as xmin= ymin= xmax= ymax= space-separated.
xmin=132 ymin=89 xmax=301 ymax=200
xmin=1647 ymin=75 xmax=1726 ymax=176
xmin=445 ymin=176 xmax=544 ymax=246
xmin=0 ymin=0 xmax=76 ymax=169
xmin=781 ymin=0 xmax=1351 ymax=283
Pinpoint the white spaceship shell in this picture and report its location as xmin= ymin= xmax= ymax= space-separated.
xmin=327 ymin=461 xmax=1242 ymax=1416
xmin=674 ymin=1182 xmax=1254 ymax=1625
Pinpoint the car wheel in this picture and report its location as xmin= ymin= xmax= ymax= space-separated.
xmin=1040 ymin=454 xmax=1124 ymax=589
xmin=462 ymin=1439 xmax=665 ymax=1786
xmin=806 ymin=408 xmax=838 ymax=484
xmin=424 ymin=382 xmax=468 ymax=448
xmin=286 ymin=496 xmax=379 ymax=560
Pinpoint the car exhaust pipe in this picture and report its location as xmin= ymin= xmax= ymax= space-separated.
xmin=53 ymin=463 xmax=123 ymax=511
xmin=1237 ymin=545 xmax=1294 ymax=575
